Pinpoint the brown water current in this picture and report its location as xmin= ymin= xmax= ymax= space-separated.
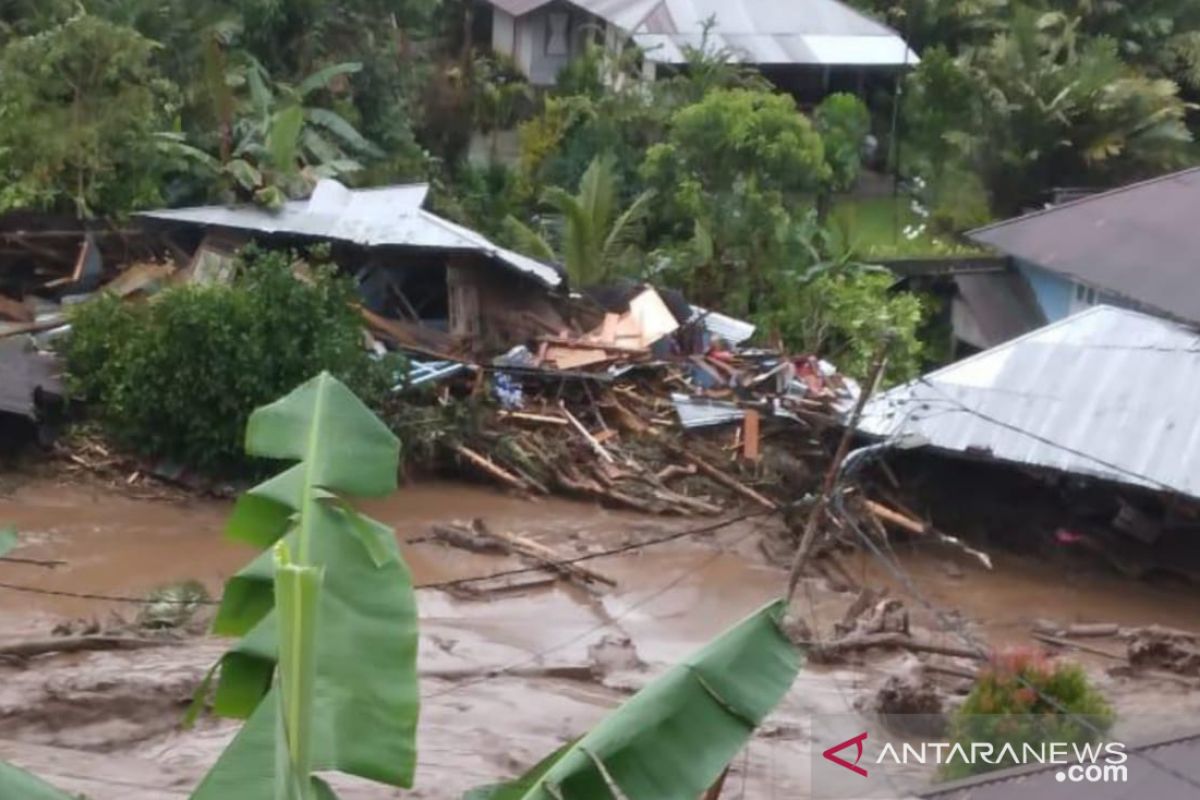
xmin=1 ymin=474 xmax=1199 ymax=798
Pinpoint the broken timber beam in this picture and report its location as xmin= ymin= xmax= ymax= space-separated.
xmin=865 ymin=499 xmax=929 ymax=536
xmin=453 ymin=445 xmax=529 ymax=492
xmin=678 ymin=449 xmax=777 ymax=510
xmin=471 ymin=519 xmax=616 ymax=588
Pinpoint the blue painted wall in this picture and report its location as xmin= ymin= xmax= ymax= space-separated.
xmin=1016 ymin=260 xmax=1073 ymax=320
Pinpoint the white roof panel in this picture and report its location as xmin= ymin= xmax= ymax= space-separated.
xmin=859 ymin=306 xmax=1200 ymax=500
xmin=140 ymin=180 xmax=562 ymax=288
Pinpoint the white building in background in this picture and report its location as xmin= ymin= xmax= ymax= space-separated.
xmin=477 ymin=0 xmax=918 ymax=93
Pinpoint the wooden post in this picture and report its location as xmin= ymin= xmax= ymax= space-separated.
xmin=785 ymin=345 xmax=890 ymax=602
xmin=742 ymin=409 xmax=761 ymax=462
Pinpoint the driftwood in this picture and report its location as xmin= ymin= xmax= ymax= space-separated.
xmin=0 ymin=636 xmax=176 ymax=659
xmin=561 ymin=402 xmax=616 ymax=464
xmin=678 ymin=450 xmax=777 ymax=510
xmin=1032 ymin=633 xmax=1125 ymax=661
xmin=923 ymin=662 xmax=980 ymax=681
xmin=816 ymin=632 xmax=985 ymax=662
xmin=453 ymin=445 xmax=529 ymax=492
xmin=430 ymin=524 xmax=508 ymax=555
xmin=471 ymin=519 xmax=616 ymax=588
xmin=865 ymin=499 xmax=928 ymax=535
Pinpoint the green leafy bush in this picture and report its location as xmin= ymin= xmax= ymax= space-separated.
xmin=815 ymin=92 xmax=871 ymax=193
xmin=63 ymin=247 xmax=390 ymax=474
xmin=942 ymin=648 xmax=1114 ymax=780
xmin=761 ymin=269 xmax=927 ymax=384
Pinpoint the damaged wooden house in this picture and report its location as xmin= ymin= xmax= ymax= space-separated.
xmin=138 ymin=180 xmax=569 ymax=359
xmin=856 ymin=305 xmax=1200 ymax=581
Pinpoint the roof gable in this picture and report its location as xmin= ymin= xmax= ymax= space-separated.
xmin=968 ymin=167 xmax=1200 ymax=323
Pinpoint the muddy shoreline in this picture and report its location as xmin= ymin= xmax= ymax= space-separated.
xmin=2 ymin=473 xmax=1200 ymax=798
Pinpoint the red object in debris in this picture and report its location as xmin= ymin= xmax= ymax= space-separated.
xmin=793 ymin=355 xmax=827 ymax=395
xmin=1054 ymin=528 xmax=1085 ymax=544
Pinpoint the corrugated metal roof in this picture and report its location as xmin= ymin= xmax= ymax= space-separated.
xmin=488 ymin=0 xmax=663 ymax=30
xmin=968 ymin=167 xmax=1200 ymax=325
xmin=858 ymin=306 xmax=1200 ymax=500
xmin=632 ymin=0 xmax=917 ymax=65
xmin=671 ymin=393 xmax=745 ymax=428
xmin=483 ymin=0 xmax=917 ymax=66
xmin=139 ymin=180 xmax=562 ymax=288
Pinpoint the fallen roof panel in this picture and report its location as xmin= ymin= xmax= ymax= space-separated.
xmin=140 ymin=180 xmax=562 ymax=289
xmin=858 ymin=305 xmax=1200 ymax=500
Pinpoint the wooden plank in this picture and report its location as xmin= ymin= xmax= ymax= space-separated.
xmin=679 ymin=449 xmax=777 ymax=510
xmin=742 ymin=409 xmax=761 ymax=462
xmin=498 ymin=411 xmax=569 ymax=426
xmin=453 ymin=445 xmax=529 ymax=492
xmin=865 ymin=499 xmax=928 ymax=536
xmin=560 ymin=403 xmax=615 ymax=464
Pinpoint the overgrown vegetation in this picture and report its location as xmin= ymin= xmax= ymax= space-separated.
xmin=63 ymin=248 xmax=391 ymax=473
xmin=943 ymin=648 xmax=1114 ymax=779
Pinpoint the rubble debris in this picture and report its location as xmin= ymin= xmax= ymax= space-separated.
xmin=587 ymin=634 xmax=644 ymax=680
xmin=1127 ymin=628 xmax=1200 ymax=676
xmin=873 ymin=670 xmax=947 ymax=738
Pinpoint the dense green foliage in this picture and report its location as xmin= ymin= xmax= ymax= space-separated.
xmin=852 ymin=0 xmax=1197 ymax=217
xmin=0 ymin=14 xmax=182 ymax=215
xmin=943 ymin=648 xmax=1114 ymax=779
xmin=63 ymin=248 xmax=390 ymax=473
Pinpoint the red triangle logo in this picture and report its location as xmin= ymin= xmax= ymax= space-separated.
xmin=823 ymin=732 xmax=869 ymax=777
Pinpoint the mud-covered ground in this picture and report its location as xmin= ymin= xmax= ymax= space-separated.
xmin=2 ymin=473 xmax=1200 ymax=798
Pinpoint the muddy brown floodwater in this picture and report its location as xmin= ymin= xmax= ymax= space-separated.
xmin=2 ymin=473 xmax=1200 ymax=798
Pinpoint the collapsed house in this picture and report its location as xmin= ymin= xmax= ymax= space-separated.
xmin=139 ymin=180 xmax=571 ymax=358
xmin=857 ymin=305 xmax=1200 ymax=580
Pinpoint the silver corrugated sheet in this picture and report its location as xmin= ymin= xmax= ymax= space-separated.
xmin=859 ymin=306 xmax=1200 ymax=500
xmin=483 ymin=0 xmax=917 ymax=66
xmin=633 ymin=0 xmax=917 ymax=66
xmin=671 ymin=393 xmax=745 ymax=428
xmin=140 ymin=180 xmax=562 ymax=288
xmin=690 ymin=306 xmax=756 ymax=345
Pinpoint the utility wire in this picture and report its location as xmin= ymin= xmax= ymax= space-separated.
xmin=874 ymin=376 xmax=1183 ymax=495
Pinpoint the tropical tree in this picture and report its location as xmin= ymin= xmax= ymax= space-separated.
xmin=903 ymin=6 xmax=1192 ymax=215
xmin=0 ymin=13 xmax=182 ymax=216
xmin=201 ymin=57 xmax=383 ymax=206
xmin=506 ymin=154 xmax=654 ymax=287
xmin=641 ymin=88 xmax=829 ymax=313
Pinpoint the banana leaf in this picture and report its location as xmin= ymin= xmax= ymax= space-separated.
xmin=0 ymin=760 xmax=74 ymax=799
xmin=468 ymin=599 xmax=801 ymax=800
xmin=0 ymin=525 xmax=18 ymax=558
xmin=192 ymin=373 xmax=418 ymax=796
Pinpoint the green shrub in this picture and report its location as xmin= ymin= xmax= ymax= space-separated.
xmin=63 ymin=247 xmax=391 ymax=474
xmin=942 ymin=648 xmax=1114 ymax=780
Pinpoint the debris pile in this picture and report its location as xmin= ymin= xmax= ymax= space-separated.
xmin=382 ymin=285 xmax=857 ymax=514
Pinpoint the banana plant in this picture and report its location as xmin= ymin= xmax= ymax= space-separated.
xmin=0 ymin=761 xmax=75 ymax=800
xmin=190 ymin=371 xmax=418 ymax=799
xmin=466 ymin=600 xmax=802 ymax=800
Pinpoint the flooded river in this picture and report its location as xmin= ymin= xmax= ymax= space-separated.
xmin=1 ymin=473 xmax=1199 ymax=798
